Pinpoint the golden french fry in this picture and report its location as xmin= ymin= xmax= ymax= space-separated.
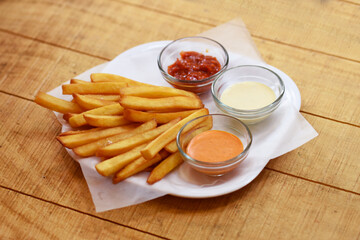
xmin=158 ymin=149 xmax=171 ymax=159
xmin=70 ymin=79 xmax=89 ymax=84
xmin=82 ymin=94 xmax=121 ymax=101
xmin=164 ymin=116 xmax=213 ymax=153
xmin=123 ymin=109 xmax=198 ymax=124
xmin=63 ymin=113 xmax=75 ymax=122
xmin=73 ymin=94 xmax=116 ymax=110
xmin=147 ymin=152 xmax=183 ymax=184
xmin=120 ymin=85 xmax=197 ymax=98
xmin=95 ymin=143 xmax=148 ymax=176
xmin=68 ymin=103 xmax=124 ymax=128
xmin=62 ymin=82 xmax=127 ymax=95
xmin=120 ymin=95 xmax=203 ymax=111
xmin=141 ymin=108 xmax=209 ymax=160
xmin=59 ymin=127 xmax=104 ymax=136
xmin=90 ymin=73 xmax=151 ymax=86
xmin=84 ymin=114 xmax=130 ymax=128
xmin=113 ymin=154 xmax=162 ymax=183
xmin=57 ymin=124 xmax=138 ymax=148
xmin=97 ymin=118 xmax=180 ymax=157
xmin=34 ymin=92 xmax=83 ymax=114
xmin=72 ymin=120 xmax=157 ymax=157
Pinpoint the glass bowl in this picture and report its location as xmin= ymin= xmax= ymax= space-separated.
xmin=176 ymin=114 xmax=252 ymax=176
xmin=158 ymin=36 xmax=229 ymax=94
xmin=211 ymin=65 xmax=285 ymax=124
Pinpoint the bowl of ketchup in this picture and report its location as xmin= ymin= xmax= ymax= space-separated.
xmin=176 ymin=114 xmax=252 ymax=176
xmin=158 ymin=37 xmax=229 ymax=94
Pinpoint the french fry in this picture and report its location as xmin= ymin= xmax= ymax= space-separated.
xmin=113 ymin=154 xmax=162 ymax=183
xmin=63 ymin=113 xmax=75 ymax=122
xmin=95 ymin=143 xmax=148 ymax=176
xmin=68 ymin=103 xmax=124 ymax=128
xmin=90 ymin=73 xmax=151 ymax=86
xmin=123 ymin=109 xmax=198 ymax=124
xmin=62 ymin=82 xmax=127 ymax=95
xmin=34 ymin=92 xmax=83 ymax=114
xmin=57 ymin=124 xmax=138 ymax=148
xmin=73 ymin=120 xmax=157 ymax=157
xmin=73 ymin=94 xmax=116 ymax=110
xmin=59 ymin=127 xmax=104 ymax=136
xmin=120 ymin=95 xmax=204 ymax=111
xmin=158 ymin=149 xmax=171 ymax=159
xmin=97 ymin=118 xmax=180 ymax=157
xmin=70 ymin=79 xmax=89 ymax=84
xmin=147 ymin=152 xmax=183 ymax=184
xmin=141 ymin=108 xmax=209 ymax=160
xmin=34 ymin=72 xmax=208 ymax=184
xmin=164 ymin=116 xmax=213 ymax=153
xmin=82 ymin=94 xmax=121 ymax=101
xmin=84 ymin=114 xmax=130 ymax=128
xmin=120 ymin=85 xmax=197 ymax=98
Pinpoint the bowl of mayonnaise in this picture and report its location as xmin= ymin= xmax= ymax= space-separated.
xmin=211 ymin=65 xmax=285 ymax=124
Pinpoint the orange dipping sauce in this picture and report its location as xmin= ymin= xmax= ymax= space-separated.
xmin=186 ymin=130 xmax=244 ymax=163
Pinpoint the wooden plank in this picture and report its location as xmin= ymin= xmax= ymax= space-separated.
xmin=135 ymin=170 xmax=360 ymax=240
xmin=0 ymin=0 xmax=206 ymax=60
xmin=0 ymin=31 xmax=105 ymax=100
xmin=122 ymin=0 xmax=360 ymax=61
xmin=255 ymin=39 xmax=360 ymax=125
xmin=268 ymin=113 xmax=360 ymax=193
xmin=0 ymin=187 xmax=162 ymax=240
xmin=0 ymin=93 xmax=359 ymax=238
xmin=1 ymin=0 xmax=359 ymax=61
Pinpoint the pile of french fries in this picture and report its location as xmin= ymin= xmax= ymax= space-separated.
xmin=34 ymin=73 xmax=212 ymax=184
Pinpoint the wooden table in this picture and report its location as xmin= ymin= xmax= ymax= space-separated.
xmin=1 ymin=0 xmax=359 ymax=239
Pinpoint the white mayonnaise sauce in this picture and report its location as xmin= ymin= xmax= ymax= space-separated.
xmin=220 ymin=81 xmax=276 ymax=110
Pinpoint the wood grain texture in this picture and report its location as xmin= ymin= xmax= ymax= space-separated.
xmin=0 ymin=188 xmax=163 ymax=240
xmin=0 ymin=93 xmax=359 ymax=239
xmin=124 ymin=0 xmax=360 ymax=61
xmin=268 ymin=113 xmax=360 ymax=193
xmin=0 ymin=0 xmax=206 ymax=60
xmin=133 ymin=170 xmax=360 ymax=240
xmin=0 ymin=31 xmax=105 ymax=99
xmin=256 ymin=39 xmax=360 ymax=126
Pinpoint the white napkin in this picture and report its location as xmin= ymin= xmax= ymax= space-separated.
xmin=48 ymin=18 xmax=318 ymax=212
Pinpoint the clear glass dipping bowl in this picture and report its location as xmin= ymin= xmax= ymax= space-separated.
xmin=176 ymin=114 xmax=252 ymax=176
xmin=211 ymin=65 xmax=285 ymax=124
xmin=158 ymin=36 xmax=229 ymax=94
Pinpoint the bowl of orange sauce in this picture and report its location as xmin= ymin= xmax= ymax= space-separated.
xmin=176 ymin=114 xmax=252 ymax=176
xmin=158 ymin=37 xmax=229 ymax=94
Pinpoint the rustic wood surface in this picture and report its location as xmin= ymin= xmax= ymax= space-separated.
xmin=1 ymin=0 xmax=359 ymax=239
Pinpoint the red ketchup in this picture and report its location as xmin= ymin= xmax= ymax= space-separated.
xmin=167 ymin=51 xmax=221 ymax=81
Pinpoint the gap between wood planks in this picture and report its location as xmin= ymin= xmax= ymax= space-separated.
xmin=337 ymin=0 xmax=360 ymax=6
xmin=0 ymin=184 xmax=170 ymax=240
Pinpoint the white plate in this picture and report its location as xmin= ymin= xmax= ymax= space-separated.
xmin=93 ymin=41 xmax=302 ymax=198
